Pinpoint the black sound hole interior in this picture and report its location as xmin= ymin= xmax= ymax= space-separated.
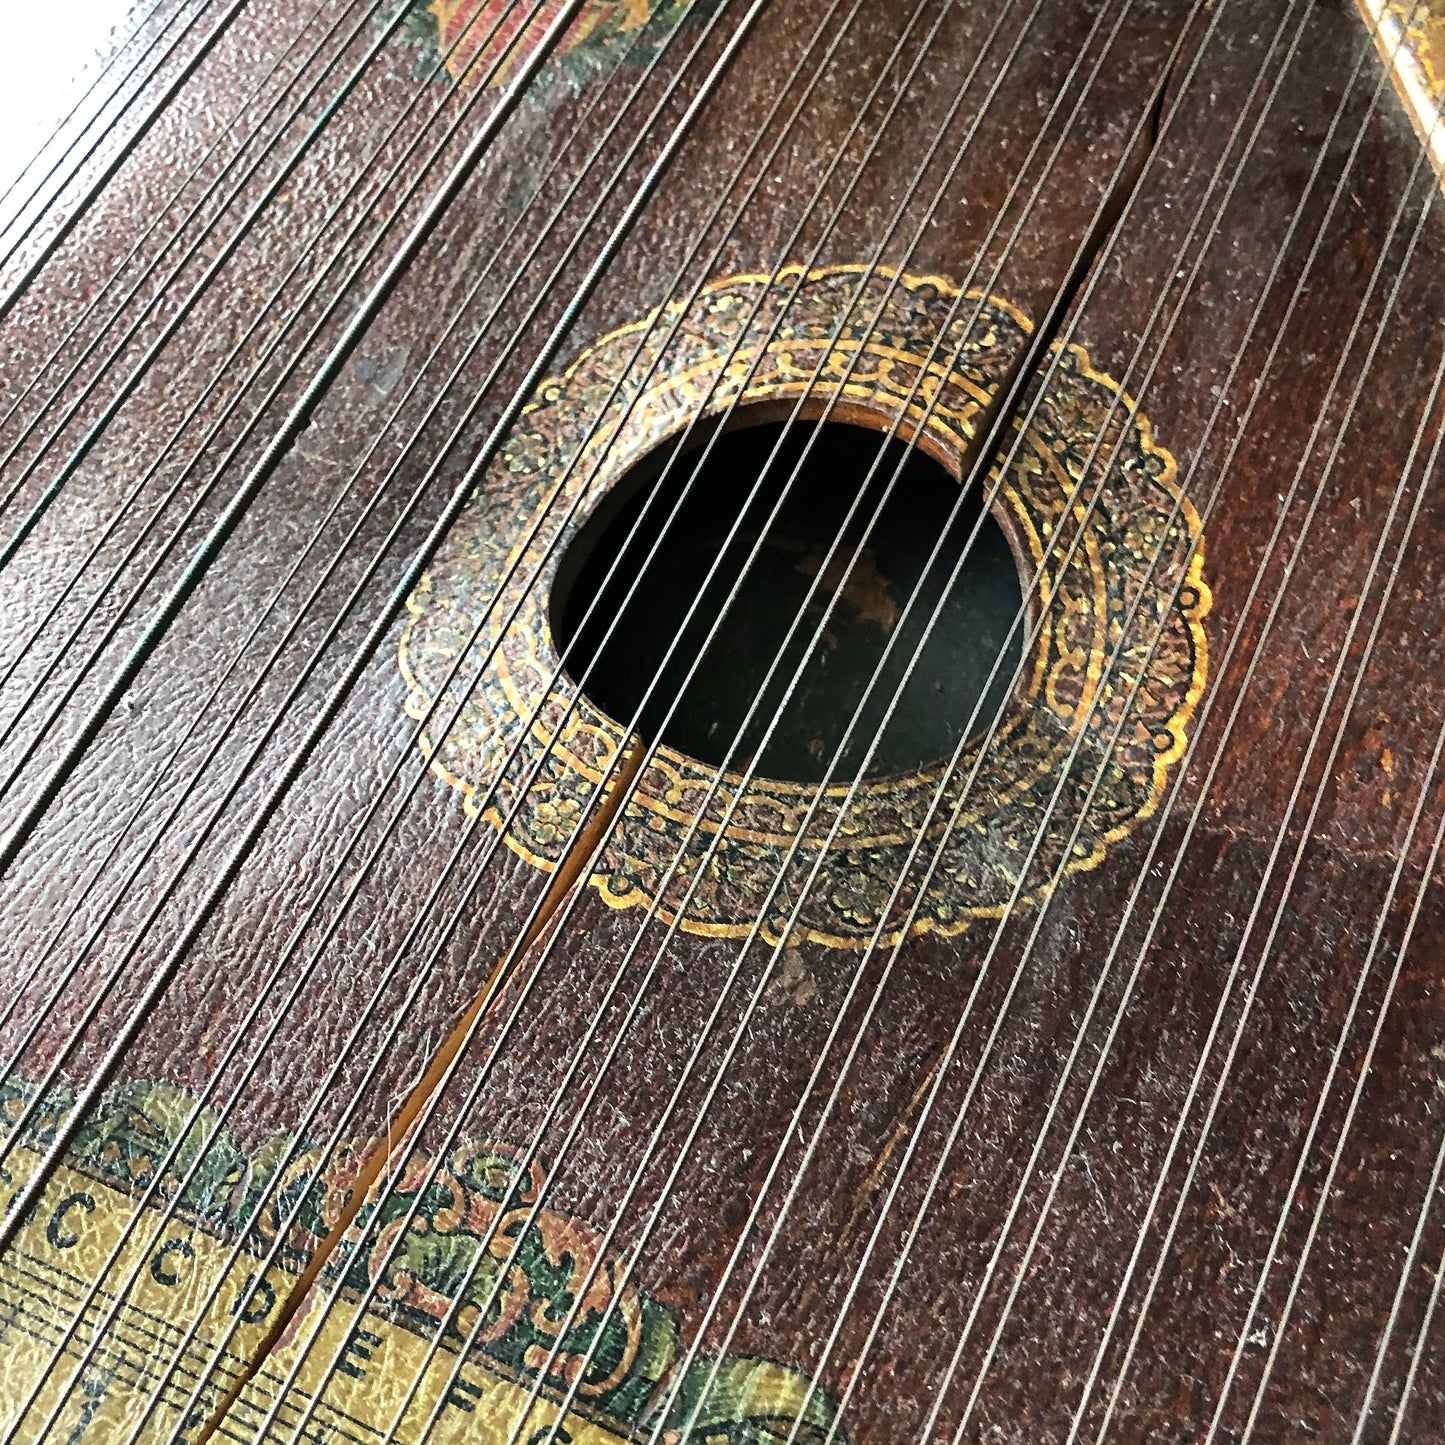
xmin=551 ymin=419 xmax=1026 ymax=785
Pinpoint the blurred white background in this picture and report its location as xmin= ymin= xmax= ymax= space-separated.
xmin=0 ymin=0 xmax=149 ymax=224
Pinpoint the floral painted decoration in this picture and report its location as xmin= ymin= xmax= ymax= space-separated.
xmin=4 ymin=1070 xmax=846 ymax=1443
xmin=399 ymin=0 xmax=721 ymax=91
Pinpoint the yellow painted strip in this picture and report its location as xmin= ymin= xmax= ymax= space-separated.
xmin=223 ymin=1288 xmax=630 ymax=1445
xmin=0 ymin=1149 xmax=628 ymax=1445
xmin=0 ymin=1148 xmax=283 ymax=1443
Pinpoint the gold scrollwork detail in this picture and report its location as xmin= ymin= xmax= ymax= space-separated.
xmin=399 ymin=265 xmax=1211 ymax=949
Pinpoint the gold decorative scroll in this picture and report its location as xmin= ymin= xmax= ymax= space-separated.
xmin=1357 ymin=0 xmax=1445 ymax=186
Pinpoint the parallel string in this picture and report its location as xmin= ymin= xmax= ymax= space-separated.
xmin=12 ymin=0 xmax=818 ymax=1404
xmin=0 ymin=0 xmax=178 ymax=239
xmin=1225 ymin=367 xmax=1445 ymax=1444
xmin=143 ymin=1 xmax=1001 ymax=1437
xmin=0 ymin=0 xmax=511 ymax=561
xmin=0 ymin=0 xmax=253 ymax=328
xmin=248 ymin=5 xmax=1208 ymax=1439
xmin=0 ymin=1 xmax=779 ymax=1436
xmin=690 ymin=6 xmax=1323 ymax=1439
xmin=0 ymin=0 xmax=586 ymax=1161
xmin=0 ymin=0 xmax=666 ymax=1090
xmin=0 ymin=0 xmax=569 ymax=793
xmin=84 ymin=0 xmax=1132 ymax=1433
xmin=1079 ymin=78 xmax=1443 ymax=1445
xmin=1208 ymin=93 xmax=1445 ymax=1445
xmin=1352 ymin=788 xmax=1445 ymax=1445
xmin=671 ymin=14 xmax=1445 ymax=1440
xmin=716 ymin=5 xmax=1445 ymax=1439
xmin=2 ymin=3 xmax=1439 ymax=1441
xmin=590 ymin=14 xmax=1368 ymax=1445
xmin=809 ymin=8 xmax=1445 ymax=1435
xmin=0 ymin=0 xmax=608 ymax=1239
xmin=791 ymin=2 xmax=1445 ymax=1433
xmin=0 ymin=0 xmax=598 ymax=889
xmin=538 ymin=8 xmax=1200 ymax=1440
xmin=808 ymin=4 xmax=1399 ymax=1435
xmin=0 ymin=0 xmax=367 ymax=509
xmin=1017 ymin=16 xmax=1445 ymax=1442
xmin=13 ymin=0 xmax=894 ymax=1429
xmin=421 ymin=5 xmax=1445 ymax=1439
xmin=3 ymin=0 xmax=724 ymax=1417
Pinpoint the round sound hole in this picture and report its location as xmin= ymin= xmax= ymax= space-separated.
xmin=550 ymin=419 xmax=1026 ymax=784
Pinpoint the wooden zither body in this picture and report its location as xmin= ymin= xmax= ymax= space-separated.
xmin=1 ymin=0 xmax=1444 ymax=1440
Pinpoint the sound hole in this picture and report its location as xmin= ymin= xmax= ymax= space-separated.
xmin=551 ymin=419 xmax=1025 ymax=784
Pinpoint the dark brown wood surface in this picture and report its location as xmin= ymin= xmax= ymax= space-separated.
xmin=1 ymin=1 xmax=1444 ymax=1441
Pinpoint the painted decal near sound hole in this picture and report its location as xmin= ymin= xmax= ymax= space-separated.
xmin=399 ymin=266 xmax=1211 ymax=949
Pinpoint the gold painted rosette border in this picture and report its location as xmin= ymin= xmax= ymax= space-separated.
xmin=399 ymin=266 xmax=1210 ymax=948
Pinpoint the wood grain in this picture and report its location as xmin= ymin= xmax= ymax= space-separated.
xmin=0 ymin=1 xmax=1444 ymax=1441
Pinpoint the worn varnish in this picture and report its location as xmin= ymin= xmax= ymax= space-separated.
xmin=0 ymin=1 xmax=1444 ymax=1442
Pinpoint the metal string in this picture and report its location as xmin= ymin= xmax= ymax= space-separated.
xmin=1032 ymin=166 xmax=1441 ymax=1445
xmin=265 ymin=0 xmax=1103 ymax=1427
xmin=3 ymin=0 xmax=776 ymax=1430
xmin=0 ymin=0 xmax=254 ymax=330
xmin=814 ymin=8 xmax=1445 ymax=1433
xmin=669 ymin=14 xmax=1438 ymax=1438
xmin=583 ymin=16 xmax=1276 ymax=1445
xmin=0 ymin=0 xmax=380 ymax=531
xmin=803 ymin=8 xmax=1445 ymax=1433
xmin=3 ymin=0 xmax=718 ymax=1396
xmin=1351 ymin=810 xmax=1445 ymax=1444
xmin=0 ymin=0 xmax=585 ymax=1140
xmin=569 ymin=54 xmax=1179 ymax=1445
xmin=0 ymin=0 xmax=196 ymax=258
xmin=948 ymin=16 xmax=1445 ymax=1441
xmin=8 ymin=6 xmax=721 ymax=1434
xmin=11 ymin=14 xmax=1398 ymax=1445
xmin=11 ymin=0 xmax=861 ymax=1150
xmin=1074 ymin=102 xmax=1443 ymax=1445
xmin=821 ymin=4 xmax=1375 ymax=1433
xmin=8 ymin=14 xmax=1375 ymax=1445
xmin=251 ymin=5 xmax=1173 ymax=1439
xmin=2 ymin=2 xmax=1433 ymax=1433
xmin=106 ymin=11 xmax=1445 ymax=1445
xmin=694 ymin=7 xmax=1319 ymax=1440
xmin=1383 ymin=1146 xmax=1445 ymax=1441
xmin=1220 ymin=321 xmax=1445 ymax=1445
xmin=164 ymin=0 xmax=1005 ymax=1433
xmin=0 ymin=0 xmax=710 ymax=1202
xmin=0 ymin=0 xmax=607 ymax=1239
xmin=242 ymin=2 xmax=1283 ymax=1433
xmin=0 ymin=0 xmax=500 ymax=563
xmin=843 ymin=8 xmax=1439 ymax=1433
xmin=0 ymin=0 xmax=664 ymax=1083
xmin=0 ymin=0 xmax=364 ymax=500
xmin=436 ymin=8 xmax=1433 ymax=1433
xmin=0 ymin=0 xmax=178 ymax=240
xmin=0 ymin=1 xmax=398 ymax=729
xmin=183 ymin=0 xmax=1138 ymax=1421
xmin=9 ymin=1 xmax=891 ymax=1425
xmin=5 ymin=14 xmax=1121 ymax=1329
xmin=0 ymin=0 xmax=556 ymax=785
xmin=0 ymin=0 xmax=599 ymax=892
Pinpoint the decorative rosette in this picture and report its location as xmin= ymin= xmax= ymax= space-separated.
xmin=400 ymin=266 xmax=1211 ymax=948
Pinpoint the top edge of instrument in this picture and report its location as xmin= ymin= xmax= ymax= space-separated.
xmin=1357 ymin=0 xmax=1445 ymax=184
